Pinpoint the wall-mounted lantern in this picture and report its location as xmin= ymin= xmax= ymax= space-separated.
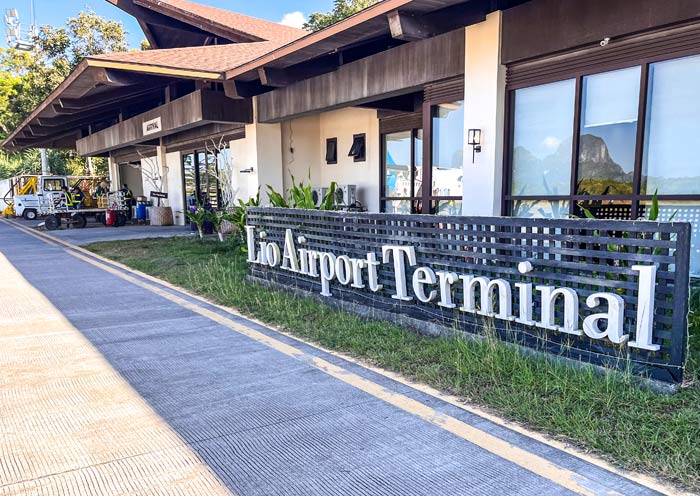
xmin=467 ymin=128 xmax=482 ymax=163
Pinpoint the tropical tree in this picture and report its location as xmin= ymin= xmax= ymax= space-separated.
xmin=0 ymin=9 xmax=128 ymax=179
xmin=304 ymin=0 xmax=379 ymax=31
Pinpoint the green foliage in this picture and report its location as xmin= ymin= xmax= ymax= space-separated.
xmin=288 ymin=175 xmax=316 ymax=209
xmin=0 ymin=9 xmax=129 ymax=179
xmin=266 ymin=176 xmax=337 ymax=211
xmin=230 ymin=191 xmax=261 ymax=237
xmin=304 ymin=0 xmax=380 ymax=31
xmin=320 ymin=182 xmax=338 ymax=211
xmin=87 ymin=236 xmax=700 ymax=491
xmin=63 ymin=10 xmax=128 ymax=65
xmin=266 ymin=185 xmax=288 ymax=208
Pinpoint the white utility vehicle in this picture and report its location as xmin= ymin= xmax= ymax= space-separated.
xmin=4 ymin=175 xmax=101 ymax=220
xmin=13 ymin=176 xmax=68 ymax=220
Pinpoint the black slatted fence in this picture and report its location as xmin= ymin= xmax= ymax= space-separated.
xmin=246 ymin=208 xmax=691 ymax=383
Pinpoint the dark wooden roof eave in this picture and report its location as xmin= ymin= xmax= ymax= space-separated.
xmin=132 ymin=0 xmax=268 ymax=44
xmin=1 ymin=64 xmax=181 ymax=152
xmin=223 ymin=0 xmax=497 ymax=86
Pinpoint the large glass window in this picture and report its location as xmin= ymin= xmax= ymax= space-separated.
xmin=512 ymin=80 xmax=575 ymax=197
xmin=431 ymin=101 xmax=464 ymax=199
xmin=379 ymin=98 xmax=462 ymax=215
xmin=384 ymin=131 xmax=412 ymax=198
xmin=577 ymin=67 xmax=640 ymax=196
xmin=182 ymin=149 xmax=223 ymax=209
xmin=183 ymin=153 xmax=197 ymax=206
xmin=506 ymin=53 xmax=700 ymax=274
xmin=381 ymin=129 xmax=423 ymax=214
xmin=643 ymin=55 xmax=700 ymax=195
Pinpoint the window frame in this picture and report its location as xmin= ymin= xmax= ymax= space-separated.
xmin=325 ymin=137 xmax=338 ymax=164
xmin=380 ymin=128 xmax=422 ymax=214
xmin=182 ymin=148 xmax=223 ymax=209
xmin=349 ymin=133 xmax=366 ymax=162
xmin=503 ymin=48 xmax=700 ymax=219
xmin=423 ymin=97 xmax=464 ymax=214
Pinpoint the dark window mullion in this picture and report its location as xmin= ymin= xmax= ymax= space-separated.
xmin=502 ymin=90 xmax=516 ymax=216
xmin=421 ymin=102 xmax=432 ymax=214
xmin=632 ymin=63 xmax=650 ymax=218
xmin=569 ymin=76 xmax=583 ymax=216
xmin=194 ymin=150 xmax=202 ymax=205
xmin=409 ymin=128 xmax=416 ymax=200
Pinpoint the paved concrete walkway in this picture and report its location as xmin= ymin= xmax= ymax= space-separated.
xmin=0 ymin=220 xmax=675 ymax=496
xmin=11 ymin=218 xmax=194 ymax=245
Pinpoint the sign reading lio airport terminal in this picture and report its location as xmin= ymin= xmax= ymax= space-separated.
xmin=246 ymin=227 xmax=660 ymax=352
xmin=245 ymin=209 xmax=691 ymax=383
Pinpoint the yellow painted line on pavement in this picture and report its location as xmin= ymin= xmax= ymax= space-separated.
xmin=3 ymin=219 xmax=688 ymax=496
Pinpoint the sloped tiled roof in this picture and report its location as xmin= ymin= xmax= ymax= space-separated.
xmin=138 ymin=0 xmax=308 ymax=44
xmin=89 ymin=41 xmax=281 ymax=74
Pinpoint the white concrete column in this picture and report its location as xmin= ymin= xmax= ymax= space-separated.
xmin=230 ymin=98 xmax=283 ymax=205
xmin=165 ymin=151 xmax=185 ymax=225
xmin=108 ymin=157 xmax=120 ymax=187
xmin=462 ymin=11 xmax=506 ymax=216
xmin=157 ymin=145 xmax=169 ymax=202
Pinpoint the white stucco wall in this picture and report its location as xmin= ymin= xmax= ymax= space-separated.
xmin=462 ymin=11 xmax=506 ymax=216
xmin=280 ymin=107 xmax=381 ymax=212
xmin=281 ymin=115 xmax=322 ymax=189
xmin=119 ymin=164 xmax=144 ymax=198
xmin=230 ymin=115 xmax=284 ymax=205
xmin=320 ymin=107 xmax=380 ymax=212
xmin=164 ymin=151 xmax=185 ymax=225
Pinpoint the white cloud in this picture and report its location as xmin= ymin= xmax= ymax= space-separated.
xmin=279 ymin=11 xmax=306 ymax=29
xmin=541 ymin=136 xmax=561 ymax=151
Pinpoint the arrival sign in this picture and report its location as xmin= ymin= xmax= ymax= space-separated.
xmin=245 ymin=208 xmax=691 ymax=383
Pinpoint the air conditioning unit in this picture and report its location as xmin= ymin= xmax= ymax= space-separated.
xmin=334 ymin=184 xmax=357 ymax=207
xmin=311 ymin=187 xmax=329 ymax=208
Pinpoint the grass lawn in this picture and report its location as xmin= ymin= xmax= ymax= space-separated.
xmin=87 ymin=236 xmax=700 ymax=492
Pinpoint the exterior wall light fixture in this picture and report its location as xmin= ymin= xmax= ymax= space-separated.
xmin=467 ymin=129 xmax=482 ymax=163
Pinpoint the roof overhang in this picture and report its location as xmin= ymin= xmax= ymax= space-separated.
xmin=106 ymin=0 xmax=306 ymax=49
xmin=1 ymin=58 xmax=224 ymax=152
xmin=221 ymin=0 xmax=530 ymax=98
xmin=76 ymin=89 xmax=252 ymax=156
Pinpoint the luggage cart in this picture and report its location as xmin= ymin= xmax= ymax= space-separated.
xmin=42 ymin=191 xmax=129 ymax=230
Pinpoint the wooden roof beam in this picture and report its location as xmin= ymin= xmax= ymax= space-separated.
xmin=257 ymin=67 xmax=293 ymax=88
xmin=11 ymin=129 xmax=80 ymax=148
xmin=253 ymin=54 xmax=344 ymax=89
xmin=108 ymin=0 xmax=213 ymax=48
xmin=224 ymin=80 xmax=273 ymax=99
xmin=387 ymin=11 xmax=436 ymax=41
xmin=53 ymin=86 xmax=164 ymax=114
xmin=36 ymin=109 xmax=122 ymax=128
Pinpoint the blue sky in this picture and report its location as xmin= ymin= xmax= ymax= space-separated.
xmin=1 ymin=0 xmax=334 ymax=48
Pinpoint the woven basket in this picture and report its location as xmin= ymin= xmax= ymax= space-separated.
xmin=148 ymin=206 xmax=174 ymax=226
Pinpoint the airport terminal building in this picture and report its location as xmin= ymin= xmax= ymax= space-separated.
xmin=4 ymin=0 xmax=700 ymax=274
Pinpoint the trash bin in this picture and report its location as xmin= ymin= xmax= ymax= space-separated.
xmin=136 ymin=196 xmax=149 ymax=222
